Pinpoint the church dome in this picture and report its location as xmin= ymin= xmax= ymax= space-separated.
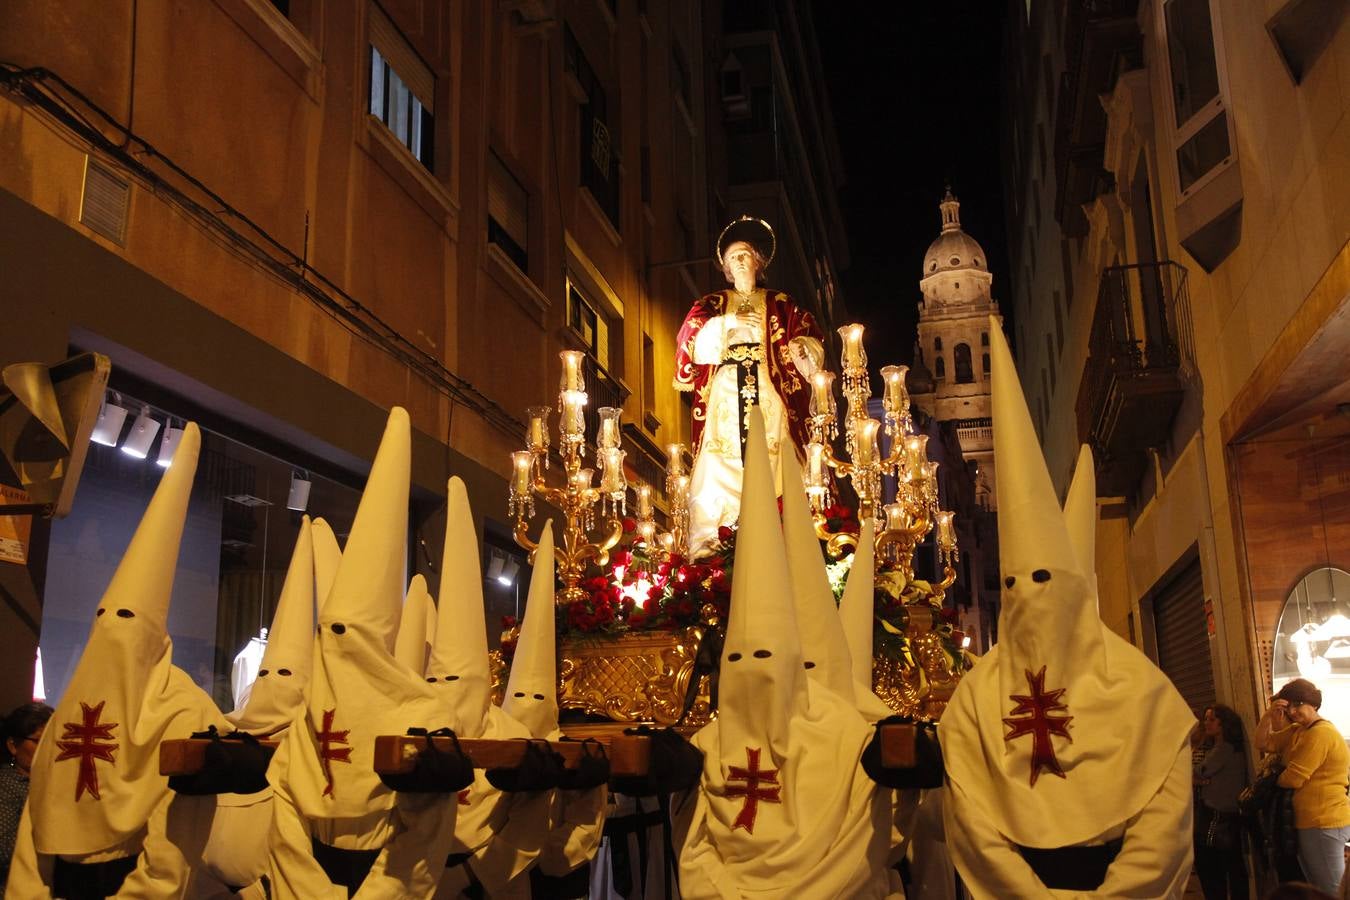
xmin=922 ymin=189 xmax=987 ymax=276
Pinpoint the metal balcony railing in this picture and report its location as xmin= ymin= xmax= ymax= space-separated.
xmin=1079 ymin=260 xmax=1191 ymax=493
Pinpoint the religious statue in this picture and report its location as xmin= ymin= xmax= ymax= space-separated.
xmin=672 ymin=217 xmax=824 ymax=555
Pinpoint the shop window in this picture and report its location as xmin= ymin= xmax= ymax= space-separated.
xmin=954 ymin=343 xmax=974 ymax=384
xmin=1272 ymin=568 xmax=1350 ymax=736
xmin=487 ymin=152 xmax=529 ymax=272
xmin=369 ymin=4 xmax=435 ymax=171
xmin=38 ymin=392 xmax=363 ymax=711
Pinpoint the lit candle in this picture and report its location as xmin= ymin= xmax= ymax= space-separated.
xmin=809 ymin=371 xmax=836 ymax=419
xmin=853 ymin=419 xmax=880 ymax=465
xmin=599 ymin=448 xmax=626 ymax=493
xmin=560 ymin=350 xmax=586 ymax=394
xmin=636 ymin=484 xmax=653 ymax=518
xmin=838 ymin=323 xmax=866 ymax=370
xmin=666 ymin=443 xmax=686 ymax=476
xmin=880 ymin=365 xmax=909 ymax=416
xmin=638 ymin=519 xmax=657 ymax=545
xmin=905 ymin=434 xmax=929 ymax=472
xmin=572 ymin=468 xmax=594 ymax=493
xmin=884 ymin=502 xmax=911 ymax=532
xmin=562 ymin=390 xmax=587 ymax=435
xmin=806 ymin=441 xmax=827 ymax=488
xmin=658 ymin=532 xmax=676 ymax=553
xmin=671 ymin=474 xmax=690 ymax=501
xmin=511 ymin=451 xmax=533 ymax=494
xmin=526 ymin=406 xmax=550 ymax=451
xmin=936 ymin=510 xmax=956 ymax=549
xmin=596 ymin=406 xmax=621 ymax=449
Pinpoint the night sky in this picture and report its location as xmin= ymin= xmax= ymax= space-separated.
xmin=813 ymin=1 xmax=1011 ymax=369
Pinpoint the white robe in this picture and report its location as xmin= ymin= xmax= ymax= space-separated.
xmin=686 ymin=295 xmax=820 ymax=555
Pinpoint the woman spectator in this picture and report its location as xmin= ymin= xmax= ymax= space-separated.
xmin=0 ymin=702 xmax=53 ymax=891
xmin=1195 ymin=704 xmax=1250 ymax=899
xmin=1256 ymin=679 xmax=1350 ymax=894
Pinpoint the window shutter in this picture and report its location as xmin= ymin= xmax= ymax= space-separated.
xmin=368 ymin=4 xmax=433 ymax=109
xmin=487 ymin=155 xmax=528 ymax=249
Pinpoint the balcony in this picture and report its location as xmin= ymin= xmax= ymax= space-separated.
xmin=954 ymin=417 xmax=993 ymax=453
xmin=1077 ymin=261 xmax=1190 ymax=496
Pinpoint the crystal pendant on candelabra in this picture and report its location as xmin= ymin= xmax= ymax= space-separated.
xmin=526 ymin=406 xmax=552 ymax=469
xmin=510 ymin=450 xmax=536 ymax=518
xmin=880 ymin=365 xmax=912 ymax=438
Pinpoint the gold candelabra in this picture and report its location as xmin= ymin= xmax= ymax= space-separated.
xmin=509 ymin=351 xmax=630 ymax=605
xmin=804 ymin=323 xmax=959 ymax=586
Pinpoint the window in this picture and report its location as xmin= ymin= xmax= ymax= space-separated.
xmin=934 ymin=336 xmax=943 ymax=352
xmin=981 ymin=332 xmax=989 ymax=346
xmin=1164 ymin=0 xmax=1231 ymax=193
xmin=935 ymin=357 xmax=946 ymax=380
xmin=567 ymin=276 xmax=609 ymax=371
xmin=368 ymin=5 xmax=435 ymax=171
xmin=565 ymin=25 xmax=620 ymax=228
xmin=954 ymin=344 xmax=974 ymax=384
xmin=487 ymin=153 xmax=528 ymax=271
xmin=982 ymin=352 xmax=991 ymax=375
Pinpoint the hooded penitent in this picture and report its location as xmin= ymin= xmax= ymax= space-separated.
xmin=501 ymin=521 xmax=560 ymax=740
xmin=394 ymin=574 xmax=437 ymax=676
xmin=227 ymin=518 xmax=316 ymax=737
xmin=24 ymin=423 xmax=226 ymax=861
xmin=837 ymin=516 xmax=901 ymax=722
xmin=941 ymin=320 xmax=1193 ymax=852
xmin=428 ymin=479 xmax=541 ymax=895
xmin=678 ymin=409 xmax=891 ymax=899
xmin=283 ymin=407 xmax=455 ymax=823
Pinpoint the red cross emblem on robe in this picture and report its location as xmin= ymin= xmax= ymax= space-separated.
xmin=1003 ymin=666 xmax=1073 ymax=786
xmin=315 ymin=708 xmax=352 ymax=797
xmin=724 ymin=747 xmax=781 ymax=833
xmin=54 ymin=701 xmax=119 ymax=802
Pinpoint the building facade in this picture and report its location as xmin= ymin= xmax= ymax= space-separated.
xmin=0 ymin=0 xmax=849 ymax=712
xmin=1002 ymin=0 xmax=1349 ymax=728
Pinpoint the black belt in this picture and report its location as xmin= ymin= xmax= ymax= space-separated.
xmin=310 ymin=837 xmax=380 ymax=898
xmin=51 ymin=854 xmax=138 ymax=900
xmin=720 ymin=341 xmax=763 ymax=463
xmin=1016 ymin=838 xmax=1123 ymax=891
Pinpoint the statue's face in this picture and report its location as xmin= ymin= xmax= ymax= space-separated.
xmin=723 ymin=241 xmax=761 ymax=283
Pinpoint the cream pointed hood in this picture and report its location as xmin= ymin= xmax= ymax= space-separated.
xmin=837 ymin=518 xmax=897 ymax=722
xmin=940 ymin=319 xmax=1193 ymax=847
xmin=227 ymin=517 xmax=315 ymax=736
xmin=289 ymin=408 xmax=452 ymax=821
xmin=426 ymin=478 xmax=494 ymax=737
xmin=780 ymin=442 xmax=855 ymax=705
xmin=29 ymin=423 xmax=226 ymax=855
xmin=311 ymin=517 xmax=341 ymax=613
xmin=501 ymin=521 xmax=559 ymax=739
xmin=717 ymin=409 xmax=804 ymax=761
xmin=1063 ymin=445 xmax=1098 ymax=599
xmin=394 ymin=574 xmax=436 ymax=676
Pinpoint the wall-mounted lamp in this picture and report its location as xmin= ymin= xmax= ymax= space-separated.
xmin=90 ymin=397 xmax=128 ymax=446
xmin=156 ymin=425 xmax=184 ymax=468
xmin=120 ymin=408 xmax=161 ymax=458
xmin=287 ymin=471 xmax=312 ymax=512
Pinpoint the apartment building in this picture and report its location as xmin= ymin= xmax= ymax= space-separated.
xmin=1002 ymin=0 xmax=1349 ymax=726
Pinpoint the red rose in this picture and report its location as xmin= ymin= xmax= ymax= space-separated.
xmin=501 ymin=614 xmax=518 ymax=630
xmin=717 ymin=525 xmax=734 ymax=542
xmin=622 ymin=517 xmax=637 ymax=533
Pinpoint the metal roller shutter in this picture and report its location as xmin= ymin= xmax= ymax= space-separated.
xmin=1153 ymin=558 xmax=1215 ymax=714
